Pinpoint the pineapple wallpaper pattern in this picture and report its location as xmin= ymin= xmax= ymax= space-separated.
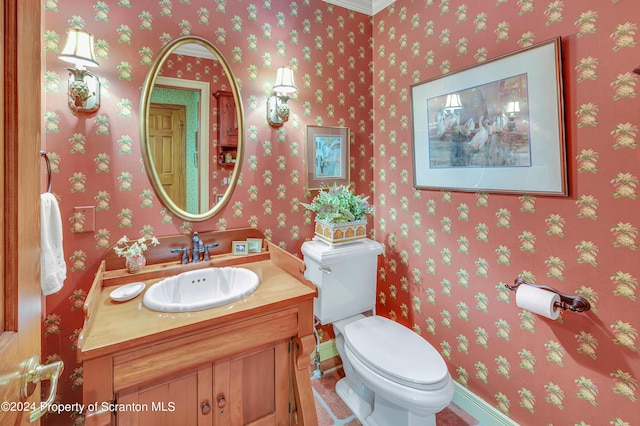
xmin=42 ymin=1 xmax=373 ymax=424
xmin=41 ymin=0 xmax=638 ymax=425
xmin=373 ymin=1 xmax=639 ymax=425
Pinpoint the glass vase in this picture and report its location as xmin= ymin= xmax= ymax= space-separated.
xmin=125 ymin=254 xmax=146 ymax=274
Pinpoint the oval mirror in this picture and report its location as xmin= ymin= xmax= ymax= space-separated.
xmin=140 ymin=36 xmax=243 ymax=221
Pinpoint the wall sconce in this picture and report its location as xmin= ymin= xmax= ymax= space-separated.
xmin=58 ymin=28 xmax=100 ymax=114
xmin=505 ymin=101 xmax=520 ymax=131
xmin=266 ymin=66 xmax=297 ymax=127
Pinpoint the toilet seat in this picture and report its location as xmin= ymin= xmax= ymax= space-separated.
xmin=344 ymin=316 xmax=449 ymax=391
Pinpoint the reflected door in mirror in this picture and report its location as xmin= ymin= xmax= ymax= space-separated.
xmin=149 ymin=103 xmax=186 ymax=210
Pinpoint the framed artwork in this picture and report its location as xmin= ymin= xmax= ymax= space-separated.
xmin=305 ymin=125 xmax=350 ymax=190
xmin=246 ymin=238 xmax=263 ymax=253
xmin=411 ymin=37 xmax=567 ymax=196
xmin=231 ymin=241 xmax=249 ymax=255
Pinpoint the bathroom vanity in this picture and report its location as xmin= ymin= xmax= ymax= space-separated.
xmin=78 ymin=229 xmax=318 ymax=426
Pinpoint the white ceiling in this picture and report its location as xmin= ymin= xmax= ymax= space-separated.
xmin=324 ymin=0 xmax=396 ymax=16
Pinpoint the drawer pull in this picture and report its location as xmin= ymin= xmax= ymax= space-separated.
xmin=217 ymin=393 xmax=227 ymax=408
xmin=201 ymin=400 xmax=211 ymax=415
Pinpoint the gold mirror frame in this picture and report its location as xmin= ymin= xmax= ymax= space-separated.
xmin=140 ymin=36 xmax=244 ymax=221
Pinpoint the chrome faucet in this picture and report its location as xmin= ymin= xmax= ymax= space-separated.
xmin=192 ymin=232 xmax=204 ymax=263
xmin=173 ymin=232 xmax=219 ymax=264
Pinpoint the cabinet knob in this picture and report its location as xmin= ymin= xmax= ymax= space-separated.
xmin=201 ymin=400 xmax=211 ymax=415
xmin=217 ymin=393 xmax=227 ymax=408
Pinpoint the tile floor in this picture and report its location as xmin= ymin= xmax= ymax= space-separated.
xmin=311 ymin=365 xmax=479 ymax=426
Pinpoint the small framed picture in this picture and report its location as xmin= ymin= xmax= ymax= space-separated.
xmin=231 ymin=241 xmax=249 ymax=255
xmin=246 ymin=238 xmax=263 ymax=253
xmin=305 ymin=125 xmax=350 ymax=190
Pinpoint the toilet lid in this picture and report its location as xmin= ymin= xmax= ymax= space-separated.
xmin=344 ymin=316 xmax=448 ymax=390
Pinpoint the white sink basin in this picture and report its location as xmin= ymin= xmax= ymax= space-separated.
xmin=143 ymin=267 xmax=260 ymax=312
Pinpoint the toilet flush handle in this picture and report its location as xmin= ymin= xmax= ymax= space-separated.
xmin=319 ymin=266 xmax=332 ymax=274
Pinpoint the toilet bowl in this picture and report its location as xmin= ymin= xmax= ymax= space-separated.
xmin=334 ymin=315 xmax=454 ymax=426
xmin=301 ymin=238 xmax=454 ymax=426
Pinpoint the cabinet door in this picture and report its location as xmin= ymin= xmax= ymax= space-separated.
xmin=219 ymin=340 xmax=289 ymax=426
xmin=117 ymin=365 xmax=213 ymax=426
xmin=217 ymin=92 xmax=238 ymax=148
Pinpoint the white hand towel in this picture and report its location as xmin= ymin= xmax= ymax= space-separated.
xmin=41 ymin=192 xmax=66 ymax=296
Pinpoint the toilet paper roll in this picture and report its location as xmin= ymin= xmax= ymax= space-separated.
xmin=515 ymin=284 xmax=561 ymax=320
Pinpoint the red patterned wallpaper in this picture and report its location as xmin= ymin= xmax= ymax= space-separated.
xmin=42 ymin=2 xmax=372 ymax=425
xmin=41 ymin=0 xmax=639 ymax=425
xmin=374 ymin=1 xmax=639 ymax=425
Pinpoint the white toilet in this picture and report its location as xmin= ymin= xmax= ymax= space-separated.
xmin=302 ymin=238 xmax=454 ymax=426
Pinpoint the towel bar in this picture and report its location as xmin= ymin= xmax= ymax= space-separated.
xmin=41 ymin=150 xmax=52 ymax=193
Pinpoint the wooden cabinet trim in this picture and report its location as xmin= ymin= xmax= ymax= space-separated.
xmin=102 ymin=228 xmax=266 ymax=272
xmin=77 ymin=260 xmax=106 ymax=363
xmin=82 ymin=356 xmax=113 ymax=404
xmin=113 ymin=309 xmax=297 ymax=393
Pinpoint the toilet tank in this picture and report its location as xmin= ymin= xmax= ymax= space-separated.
xmin=301 ymin=238 xmax=383 ymax=325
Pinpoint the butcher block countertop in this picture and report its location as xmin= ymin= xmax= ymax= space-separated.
xmin=78 ymin=237 xmax=317 ymax=362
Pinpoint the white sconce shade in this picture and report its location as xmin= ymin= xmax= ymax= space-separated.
xmin=272 ymin=67 xmax=297 ymax=95
xmin=59 ymin=29 xmax=99 ymax=69
xmin=267 ymin=67 xmax=297 ymax=127
xmin=59 ymin=28 xmax=101 ymax=114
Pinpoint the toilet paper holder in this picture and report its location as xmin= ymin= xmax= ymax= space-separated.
xmin=506 ymin=278 xmax=591 ymax=313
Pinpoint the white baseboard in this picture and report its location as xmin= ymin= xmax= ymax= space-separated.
xmin=453 ymin=382 xmax=519 ymax=426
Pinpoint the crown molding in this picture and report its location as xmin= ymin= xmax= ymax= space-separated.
xmin=323 ymin=0 xmax=395 ymax=16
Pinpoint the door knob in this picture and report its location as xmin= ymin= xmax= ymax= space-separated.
xmin=21 ymin=355 xmax=64 ymax=422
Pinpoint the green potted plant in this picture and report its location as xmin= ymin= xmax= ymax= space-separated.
xmin=302 ymin=184 xmax=372 ymax=245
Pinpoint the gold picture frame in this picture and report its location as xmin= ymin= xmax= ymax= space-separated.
xmin=305 ymin=125 xmax=350 ymax=190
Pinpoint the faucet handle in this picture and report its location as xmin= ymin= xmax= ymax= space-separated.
xmin=203 ymin=243 xmax=219 ymax=261
xmin=170 ymin=247 xmax=190 ymax=264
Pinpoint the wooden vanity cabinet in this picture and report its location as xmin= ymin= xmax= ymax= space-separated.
xmin=117 ymin=367 xmax=202 ymax=426
xmin=79 ymin=233 xmax=318 ymax=426
xmin=117 ymin=340 xmax=289 ymax=426
xmin=101 ymin=307 xmax=298 ymax=426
